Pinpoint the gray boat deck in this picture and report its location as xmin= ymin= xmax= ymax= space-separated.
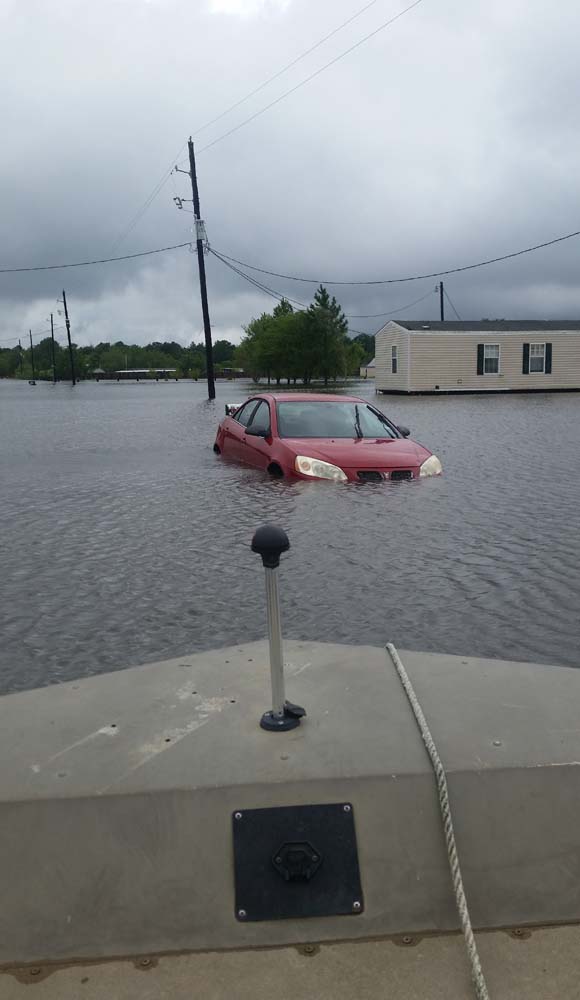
xmin=1 ymin=640 xmax=580 ymax=997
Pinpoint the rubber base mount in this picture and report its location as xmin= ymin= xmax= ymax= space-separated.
xmin=260 ymin=700 xmax=306 ymax=732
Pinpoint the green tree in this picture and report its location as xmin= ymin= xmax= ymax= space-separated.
xmin=272 ymin=298 xmax=293 ymax=318
xmin=352 ymin=333 xmax=375 ymax=363
xmin=235 ymin=314 xmax=276 ymax=382
xmin=308 ymin=285 xmax=349 ymax=385
xmin=0 ymin=347 xmax=21 ymax=378
xmin=234 ymin=288 xmax=350 ymax=385
xmin=100 ymin=347 xmax=127 ymax=372
xmin=213 ymin=339 xmax=236 ymax=365
xmin=149 ymin=341 xmax=183 ymax=360
xmin=345 ymin=340 xmax=365 ymax=376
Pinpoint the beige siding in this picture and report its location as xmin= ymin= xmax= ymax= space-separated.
xmin=408 ymin=332 xmax=580 ymax=392
xmin=375 ymin=322 xmax=410 ymax=391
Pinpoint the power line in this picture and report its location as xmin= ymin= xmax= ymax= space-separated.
xmin=211 ymin=249 xmax=434 ymax=328
xmin=443 ymin=287 xmax=462 ymax=320
xmin=3 ymin=218 xmax=580 ymax=290
xmin=0 ymin=241 xmax=191 ymax=274
xmin=210 ymin=249 xmax=367 ymax=334
xmin=198 ymin=0 xmax=425 ymax=155
xmin=0 ymin=327 xmax=62 ymax=346
xmin=212 ymin=226 xmax=580 ymax=285
xmin=347 ymin=287 xmax=435 ymax=317
xmin=110 ymin=0 xmax=393 ymax=249
xmin=109 ymin=142 xmax=188 ymax=253
xmin=211 ymin=248 xmax=309 ymax=309
xmin=193 ymin=0 xmax=386 ymax=140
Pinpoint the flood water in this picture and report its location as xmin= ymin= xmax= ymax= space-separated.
xmin=1 ymin=378 xmax=579 ymax=694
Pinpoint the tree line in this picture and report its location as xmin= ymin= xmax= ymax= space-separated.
xmin=0 ymin=286 xmax=374 ymax=382
xmin=234 ymin=286 xmax=371 ymax=384
xmin=0 ymin=337 xmax=237 ymax=381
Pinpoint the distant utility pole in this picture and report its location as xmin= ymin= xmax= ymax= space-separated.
xmin=29 ymin=330 xmax=36 ymax=381
xmin=62 ymin=290 xmax=76 ymax=386
xmin=50 ymin=313 xmax=57 ymax=383
xmin=175 ymin=139 xmax=215 ymax=400
xmin=439 ymin=281 xmax=445 ymax=322
xmin=18 ymin=339 xmax=23 ymax=377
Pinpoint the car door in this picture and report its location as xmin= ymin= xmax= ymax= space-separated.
xmin=242 ymin=400 xmax=273 ymax=470
xmin=222 ymin=399 xmax=259 ymax=460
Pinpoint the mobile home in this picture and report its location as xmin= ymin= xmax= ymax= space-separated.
xmin=375 ymin=320 xmax=580 ymax=394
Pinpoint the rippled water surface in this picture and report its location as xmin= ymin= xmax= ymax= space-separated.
xmin=1 ymin=378 xmax=579 ymax=693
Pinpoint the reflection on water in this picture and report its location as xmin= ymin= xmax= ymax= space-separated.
xmin=1 ymin=378 xmax=579 ymax=694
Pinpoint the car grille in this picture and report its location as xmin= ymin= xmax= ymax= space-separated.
xmin=357 ymin=471 xmax=384 ymax=483
xmin=390 ymin=470 xmax=413 ymax=481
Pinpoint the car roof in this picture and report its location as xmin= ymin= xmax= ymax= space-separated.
xmin=254 ymin=393 xmax=363 ymax=403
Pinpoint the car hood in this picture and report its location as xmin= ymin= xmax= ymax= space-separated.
xmin=281 ymin=437 xmax=430 ymax=469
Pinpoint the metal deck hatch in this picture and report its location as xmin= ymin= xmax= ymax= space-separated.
xmin=232 ymin=803 xmax=364 ymax=922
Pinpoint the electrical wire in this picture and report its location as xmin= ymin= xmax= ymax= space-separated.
xmin=108 ymin=142 xmax=188 ymax=253
xmin=3 ymin=218 xmax=580 ymax=295
xmin=192 ymin=0 xmax=386 ymax=140
xmin=443 ymin=287 xmax=462 ymax=320
xmin=210 ymin=248 xmax=368 ymax=334
xmin=211 ymin=248 xmax=309 ymax=309
xmin=198 ymin=0 xmax=425 ymax=154
xmin=211 ymin=248 xmax=432 ymax=330
xmin=211 ymin=247 xmax=429 ymax=320
xmin=0 ymin=327 xmax=63 ymax=346
xmin=0 ymin=241 xmax=191 ymax=275
xmin=212 ymin=226 xmax=580 ymax=285
xmin=111 ymin=0 xmax=398 ymax=248
xmin=348 ymin=287 xmax=435 ymax=318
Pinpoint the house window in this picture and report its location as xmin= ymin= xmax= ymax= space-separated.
xmin=391 ymin=346 xmax=398 ymax=374
xmin=529 ymin=343 xmax=545 ymax=373
xmin=484 ymin=344 xmax=500 ymax=374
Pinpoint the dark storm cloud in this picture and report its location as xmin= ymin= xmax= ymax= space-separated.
xmin=1 ymin=0 xmax=579 ymax=347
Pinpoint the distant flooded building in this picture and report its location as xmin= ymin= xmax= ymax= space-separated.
xmin=375 ymin=321 xmax=580 ymax=394
xmin=94 ymin=368 xmax=178 ymax=381
xmin=359 ymin=358 xmax=375 ymax=378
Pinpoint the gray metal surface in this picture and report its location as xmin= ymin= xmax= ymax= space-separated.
xmin=1 ymin=641 xmax=580 ymax=968
xmin=264 ymin=567 xmax=285 ymax=718
xmin=2 ymin=927 xmax=579 ymax=1000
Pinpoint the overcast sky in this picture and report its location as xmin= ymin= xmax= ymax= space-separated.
xmin=1 ymin=0 xmax=580 ymax=348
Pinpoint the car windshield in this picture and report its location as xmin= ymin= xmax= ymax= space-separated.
xmin=276 ymin=401 xmax=398 ymax=439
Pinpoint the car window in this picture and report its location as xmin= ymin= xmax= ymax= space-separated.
xmin=276 ymin=401 xmax=397 ymax=439
xmin=358 ymin=405 xmax=397 ymax=438
xmin=248 ymin=400 xmax=271 ymax=434
xmin=234 ymin=400 xmax=259 ymax=427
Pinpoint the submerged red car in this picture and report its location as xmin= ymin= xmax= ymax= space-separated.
xmin=214 ymin=394 xmax=442 ymax=482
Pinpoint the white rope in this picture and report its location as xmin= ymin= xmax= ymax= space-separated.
xmin=386 ymin=643 xmax=491 ymax=1000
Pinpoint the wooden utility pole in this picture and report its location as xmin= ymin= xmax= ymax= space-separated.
xmin=439 ymin=281 xmax=445 ymax=322
xmin=187 ymin=137 xmax=215 ymax=400
xmin=50 ymin=313 xmax=57 ymax=383
xmin=18 ymin=339 xmax=23 ymax=377
xmin=62 ymin=290 xmax=76 ymax=385
xmin=29 ymin=330 xmax=36 ymax=381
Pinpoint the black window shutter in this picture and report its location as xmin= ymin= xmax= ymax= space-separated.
xmin=545 ymin=342 xmax=552 ymax=374
xmin=477 ymin=344 xmax=484 ymax=375
xmin=522 ymin=343 xmax=530 ymax=375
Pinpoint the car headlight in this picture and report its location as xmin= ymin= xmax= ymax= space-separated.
xmin=419 ymin=454 xmax=443 ymax=477
xmin=295 ymin=456 xmax=347 ymax=482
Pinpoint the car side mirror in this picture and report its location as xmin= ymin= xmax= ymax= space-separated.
xmin=398 ymin=425 xmax=411 ymax=438
xmin=246 ymin=426 xmax=270 ymax=438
